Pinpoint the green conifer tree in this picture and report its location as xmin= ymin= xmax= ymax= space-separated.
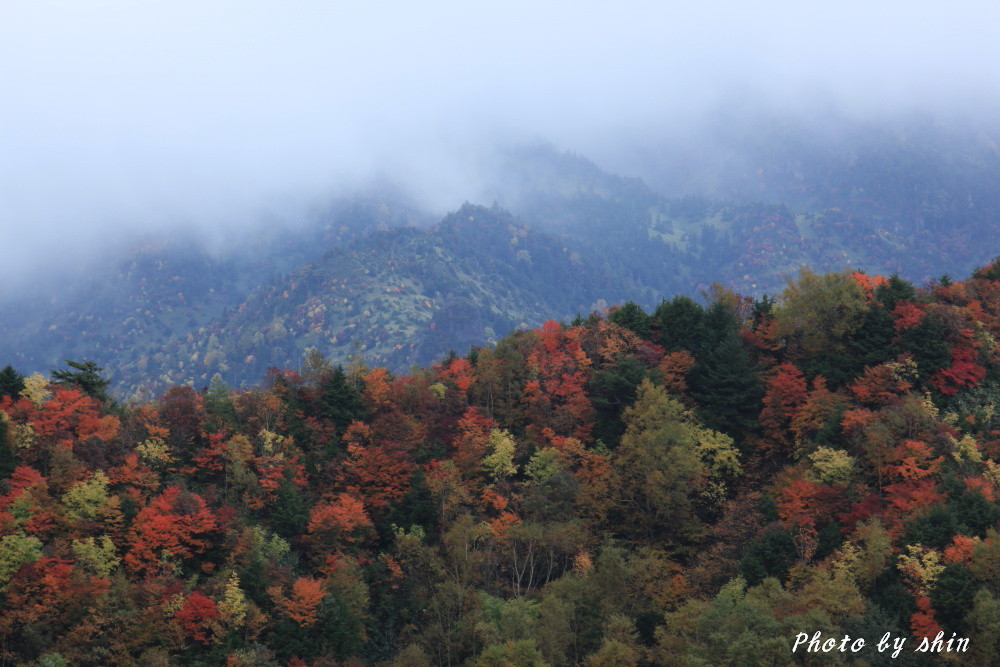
xmin=608 ymin=301 xmax=651 ymax=339
xmin=50 ymin=360 xmax=110 ymax=402
xmin=653 ymin=295 xmax=705 ymax=352
xmin=0 ymin=365 xmax=25 ymax=401
xmin=319 ymin=366 xmax=368 ymax=437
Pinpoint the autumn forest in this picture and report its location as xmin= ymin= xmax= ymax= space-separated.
xmin=5 ymin=261 xmax=1000 ymax=665
xmin=14 ymin=0 xmax=1000 ymax=664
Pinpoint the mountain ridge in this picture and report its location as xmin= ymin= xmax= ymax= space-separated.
xmin=6 ymin=118 xmax=1000 ymax=396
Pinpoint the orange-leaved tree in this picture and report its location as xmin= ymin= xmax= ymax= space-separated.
xmin=124 ymin=486 xmax=217 ymax=574
xmin=523 ymin=320 xmax=594 ymax=443
xmin=275 ymin=576 xmax=326 ymax=626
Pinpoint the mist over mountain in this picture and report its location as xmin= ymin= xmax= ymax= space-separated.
xmin=6 ymin=1 xmax=1000 ymax=285
xmin=10 ymin=6 xmax=1000 ymax=663
xmin=5 ymin=115 xmax=1000 ymax=397
xmin=6 ymin=3 xmax=1000 ymax=395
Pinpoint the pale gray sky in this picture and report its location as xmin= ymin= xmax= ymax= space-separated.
xmin=3 ymin=1 xmax=1000 ymax=282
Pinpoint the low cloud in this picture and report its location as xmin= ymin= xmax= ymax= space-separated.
xmin=3 ymin=1 xmax=1000 ymax=287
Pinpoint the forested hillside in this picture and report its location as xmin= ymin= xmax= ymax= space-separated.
xmin=125 ymin=204 xmax=622 ymax=392
xmin=7 ymin=118 xmax=1000 ymax=398
xmin=4 ymin=262 xmax=1000 ymax=664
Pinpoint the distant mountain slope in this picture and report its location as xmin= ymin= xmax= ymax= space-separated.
xmin=491 ymin=140 xmax=1000 ymax=289
xmin=5 ymin=120 xmax=1000 ymax=398
xmin=0 ymin=191 xmax=429 ymax=396
xmin=125 ymin=204 xmax=622 ymax=392
xmin=0 ymin=239 xmax=251 ymax=386
xmin=635 ymin=110 xmax=1000 ymax=234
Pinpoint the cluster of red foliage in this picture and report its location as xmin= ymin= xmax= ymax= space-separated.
xmin=2 ymin=265 xmax=1000 ymax=664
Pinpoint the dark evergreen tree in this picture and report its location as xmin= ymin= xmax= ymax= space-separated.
xmin=689 ymin=329 xmax=762 ymax=444
xmin=875 ymin=273 xmax=916 ymax=311
xmin=653 ymin=295 xmax=705 ymax=352
xmin=267 ymin=590 xmax=366 ymax=663
xmin=203 ymin=373 xmax=237 ymax=429
xmin=814 ymin=521 xmax=845 ymax=561
xmin=840 ymin=603 xmax=914 ymax=666
xmin=740 ymin=527 xmax=797 ymax=586
xmin=314 ymin=590 xmax=367 ymax=661
xmin=752 ymin=294 xmax=775 ymax=324
xmin=811 ymin=406 xmax=847 ymax=450
xmin=0 ymin=365 xmax=24 ymax=401
xmin=801 ymin=349 xmax=862 ymax=388
xmin=699 ymin=299 xmax=738 ymax=350
xmin=50 ymin=359 xmax=110 ymax=402
xmin=269 ymin=372 xmax=322 ymax=463
xmin=869 ymin=566 xmax=917 ymax=628
xmin=608 ymin=301 xmax=651 ymax=339
xmin=902 ymin=504 xmax=959 ymax=549
xmin=238 ymin=554 xmax=270 ymax=608
xmin=952 ymin=488 xmax=1000 ymax=536
xmin=385 ymin=469 xmax=437 ymax=536
xmin=318 ymin=366 xmax=368 ymax=437
xmin=849 ymin=304 xmax=897 ymax=369
xmin=271 ymin=476 xmax=309 ymax=539
xmin=900 ymin=317 xmax=952 ymax=378
xmin=931 ymin=564 xmax=977 ymax=633
xmin=0 ymin=416 xmax=14 ymax=480
xmin=588 ymin=355 xmax=648 ymax=447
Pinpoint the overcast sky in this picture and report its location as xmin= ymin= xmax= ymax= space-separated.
xmin=3 ymin=1 xmax=1000 ymax=282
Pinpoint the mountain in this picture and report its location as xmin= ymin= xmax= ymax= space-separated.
xmin=0 ymin=190 xmax=434 ymax=395
xmin=6 ymin=259 xmax=1000 ymax=664
xmin=634 ymin=109 xmax=1000 ymax=235
xmin=128 ymin=204 xmax=622 ymax=393
xmin=6 ymin=115 xmax=1000 ymax=397
xmin=488 ymin=140 xmax=1000 ymax=291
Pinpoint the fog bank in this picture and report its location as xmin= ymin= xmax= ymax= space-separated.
xmin=4 ymin=1 xmax=1000 ymax=288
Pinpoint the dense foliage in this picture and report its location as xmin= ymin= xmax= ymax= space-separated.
xmin=6 ymin=262 xmax=1000 ymax=665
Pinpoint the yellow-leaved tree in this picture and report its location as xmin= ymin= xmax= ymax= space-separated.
xmin=611 ymin=379 xmax=741 ymax=541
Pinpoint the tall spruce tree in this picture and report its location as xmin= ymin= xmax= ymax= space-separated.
xmin=689 ymin=329 xmax=762 ymax=445
xmin=689 ymin=301 xmax=762 ymax=444
xmin=608 ymin=301 xmax=652 ymax=339
xmin=271 ymin=476 xmax=309 ymax=539
xmin=653 ymin=295 xmax=705 ymax=352
xmin=0 ymin=365 xmax=24 ymax=401
xmin=849 ymin=304 xmax=897 ymax=370
xmin=203 ymin=373 xmax=237 ymax=428
xmin=51 ymin=360 xmax=110 ymax=402
xmin=588 ymin=355 xmax=648 ymax=447
xmin=875 ymin=273 xmax=916 ymax=311
xmin=901 ymin=316 xmax=952 ymax=378
xmin=318 ymin=365 xmax=368 ymax=437
xmin=0 ymin=416 xmax=14 ymax=479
